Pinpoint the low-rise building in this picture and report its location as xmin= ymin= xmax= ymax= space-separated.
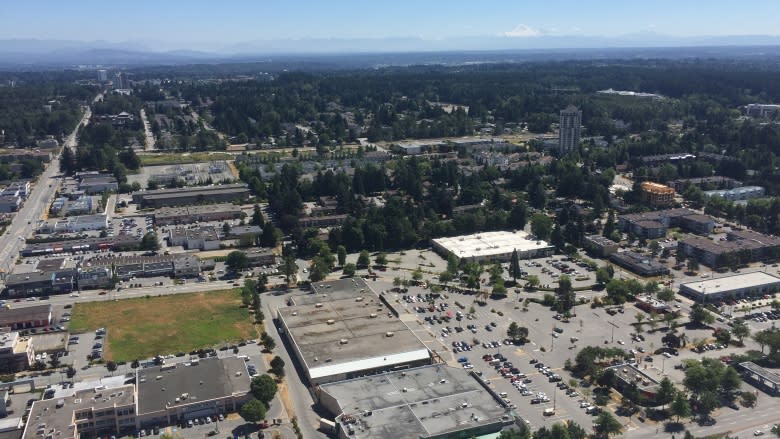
xmin=640 ymin=182 xmax=675 ymax=207
xmin=704 ymin=186 xmax=765 ymax=202
xmin=132 ymin=184 xmax=249 ymax=208
xmin=172 ymin=255 xmax=201 ymax=278
xmin=679 ymin=272 xmax=780 ymax=303
xmin=51 ymin=214 xmax=108 ymax=233
xmin=77 ymin=267 xmax=112 ymax=290
xmin=316 ymin=365 xmax=514 ymax=439
xmin=21 ymin=235 xmax=141 ymax=257
xmin=79 ymin=175 xmax=118 ymax=194
xmin=607 ymin=363 xmax=661 ymax=400
xmin=609 ymin=252 xmax=670 ymax=277
xmin=167 ymin=226 xmax=220 ymax=250
xmin=299 ymin=214 xmax=348 ymax=228
xmin=4 ymin=271 xmax=74 ymax=298
xmin=153 ymin=204 xmax=244 ymax=226
xmin=432 ymin=230 xmax=554 ymax=263
xmin=583 ymin=234 xmax=619 ymax=257
xmin=241 ymin=249 xmax=276 ymax=267
xmin=618 ymin=208 xmax=715 ymax=238
xmin=0 ymin=194 xmax=20 ymax=213
xmin=667 ymin=176 xmax=742 ymax=192
xmin=678 ymin=229 xmax=780 ymax=267
xmin=0 ymin=331 xmax=33 ymax=373
xmin=0 ymin=305 xmax=52 ymax=330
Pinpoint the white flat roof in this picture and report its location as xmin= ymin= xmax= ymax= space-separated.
xmin=308 ymin=348 xmax=431 ymax=379
xmin=433 ymin=230 xmax=551 ymax=259
xmin=680 ymin=271 xmax=780 ymax=294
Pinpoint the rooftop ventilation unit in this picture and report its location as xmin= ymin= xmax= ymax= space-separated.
xmin=356 ymin=297 xmax=364 ymax=302
xmin=369 ymin=313 xmax=377 ymax=318
xmin=326 ymin=319 xmax=336 ymax=325
xmin=339 ymin=339 xmax=349 ymax=344
xmin=385 ymin=331 xmax=395 ymax=337
xmin=315 ymin=303 xmax=323 ymax=308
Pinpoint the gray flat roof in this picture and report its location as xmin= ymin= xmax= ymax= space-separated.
xmin=740 ymin=361 xmax=780 ymax=385
xmin=137 ymin=357 xmax=249 ymax=415
xmin=680 ymin=272 xmax=780 ymax=295
xmin=23 ymin=385 xmax=135 ymax=439
xmin=279 ymin=279 xmax=429 ymax=379
xmin=320 ymin=365 xmax=509 ymax=439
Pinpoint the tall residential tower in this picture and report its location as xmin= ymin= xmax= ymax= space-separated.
xmin=559 ymin=105 xmax=582 ymax=154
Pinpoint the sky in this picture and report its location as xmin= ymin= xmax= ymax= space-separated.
xmin=1 ymin=0 xmax=779 ymax=50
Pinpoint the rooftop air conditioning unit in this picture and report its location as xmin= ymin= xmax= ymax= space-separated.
xmin=385 ymin=331 xmax=395 ymax=337
xmin=326 ymin=319 xmax=336 ymax=325
xmin=339 ymin=339 xmax=349 ymax=344
xmin=356 ymin=297 xmax=364 ymax=302
xmin=369 ymin=313 xmax=377 ymax=318
xmin=315 ymin=303 xmax=323 ymax=308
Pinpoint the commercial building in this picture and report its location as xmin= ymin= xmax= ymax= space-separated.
xmin=634 ymin=295 xmax=670 ymax=314
xmin=153 ymin=204 xmax=244 ymax=226
xmin=79 ymin=174 xmax=118 ymax=194
xmin=317 ymin=365 xmax=513 ymax=439
xmin=559 ymin=105 xmax=582 ymax=153
xmin=448 ymin=137 xmax=513 ymax=153
xmin=704 ymin=186 xmax=765 ymax=202
xmin=90 ymin=254 xmax=204 ymax=281
xmin=679 ymin=272 xmax=780 ymax=303
xmin=227 ymin=225 xmax=262 ymax=238
xmin=609 ymin=252 xmax=670 ymax=277
xmin=76 ymin=267 xmax=112 ymax=290
xmin=97 ymin=69 xmax=108 ymax=82
xmin=21 ymin=235 xmax=141 ymax=257
xmin=0 ymin=331 xmax=33 ymax=373
xmin=132 ymin=184 xmax=249 ymax=208
xmin=583 ymin=234 xmax=619 ymax=257
xmin=4 ymin=271 xmax=74 ymax=298
xmin=739 ymin=361 xmax=780 ymax=396
xmin=0 ymin=305 xmax=52 ymax=330
xmin=607 ymin=363 xmax=661 ymax=400
xmin=432 ymin=230 xmax=554 ymax=263
xmin=136 ymin=357 xmax=251 ymax=427
xmin=618 ymin=208 xmax=715 ymax=238
xmin=0 ymin=194 xmax=20 ymax=213
xmin=20 ymin=357 xmax=252 ymax=438
xmin=51 ymin=214 xmax=109 ymax=233
xmin=640 ymin=182 xmax=675 ymax=207
xmin=167 ymin=226 xmax=220 ymax=250
xmin=277 ymin=278 xmax=432 ymax=385
xmin=241 ymin=249 xmax=276 ymax=267
xmin=678 ymin=229 xmax=780 ymax=267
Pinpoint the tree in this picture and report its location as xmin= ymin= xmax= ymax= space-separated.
xmin=595 ymin=267 xmax=612 ymax=285
xmin=525 ymin=274 xmax=539 ymax=289
xmin=343 ymin=263 xmax=357 ymax=277
xmin=260 ymin=223 xmax=279 ymax=247
xmin=225 ymin=251 xmax=249 ymax=273
xmin=507 ymin=322 xmax=529 ymax=342
xmin=741 ymin=391 xmax=757 ymax=408
xmin=720 ymin=366 xmax=742 ymax=396
xmin=412 ymin=268 xmax=423 ymax=282
xmin=509 ymin=204 xmax=527 ymax=230
xmin=634 ymin=312 xmax=645 ymax=333
xmin=656 ymin=377 xmax=676 ymax=409
xmin=602 ymin=210 xmax=615 ymax=238
xmin=106 ymin=360 xmax=118 ymax=372
xmin=439 ymin=271 xmax=454 ymax=285
xmin=690 ymin=304 xmax=714 ymax=326
xmin=357 ymin=250 xmax=371 ymax=268
xmin=670 ymin=392 xmax=691 ymax=422
xmin=140 ymin=232 xmax=160 ymax=251
xmin=509 ymin=249 xmax=522 ymax=281
xmin=65 ymin=366 xmax=76 ymax=379
xmin=337 ymin=245 xmax=347 ymax=266
xmin=250 ymin=374 xmax=278 ymax=405
xmin=555 ymin=275 xmax=575 ymax=312
xmin=375 ymin=252 xmax=387 ymax=266
xmin=531 ymin=213 xmax=553 ymax=241
xmin=732 ymin=321 xmax=750 ymax=345
xmin=261 ymin=332 xmax=276 ymax=352
xmin=593 ymin=411 xmax=622 ymax=438
xmin=657 ymin=288 xmax=675 ymax=303
xmin=281 ymin=255 xmax=297 ymax=283
xmin=270 ymin=356 xmax=285 ymax=378
xmin=686 ymin=258 xmax=700 ymax=273
xmin=239 ymin=398 xmax=267 ymax=424
xmin=131 ymin=359 xmax=139 ymax=369
xmin=447 ymin=253 xmax=459 ymax=275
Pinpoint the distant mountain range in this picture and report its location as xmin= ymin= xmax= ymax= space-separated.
xmin=1 ymin=33 xmax=780 ymax=69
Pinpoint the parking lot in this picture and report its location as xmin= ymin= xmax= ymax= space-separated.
xmin=109 ymin=216 xmax=154 ymax=240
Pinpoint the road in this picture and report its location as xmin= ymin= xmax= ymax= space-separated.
xmin=0 ymin=107 xmax=92 ymax=277
xmin=139 ymin=109 xmax=155 ymax=151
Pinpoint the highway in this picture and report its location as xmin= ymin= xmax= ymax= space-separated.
xmin=0 ymin=106 xmax=92 ymax=278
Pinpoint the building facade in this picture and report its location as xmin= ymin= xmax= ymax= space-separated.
xmin=559 ymin=106 xmax=582 ymax=153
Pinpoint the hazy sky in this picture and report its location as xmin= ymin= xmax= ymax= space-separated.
xmin=2 ymin=0 xmax=778 ymax=45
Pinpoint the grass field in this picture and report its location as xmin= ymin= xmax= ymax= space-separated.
xmin=69 ymin=289 xmax=256 ymax=362
xmin=138 ymin=152 xmax=234 ymax=166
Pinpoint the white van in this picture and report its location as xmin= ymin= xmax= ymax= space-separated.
xmin=543 ymin=408 xmax=555 ymax=416
xmin=499 ymin=392 xmax=508 ymax=398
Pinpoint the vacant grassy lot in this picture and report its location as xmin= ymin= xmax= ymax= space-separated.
xmin=138 ymin=152 xmax=234 ymax=166
xmin=69 ymin=289 xmax=255 ymax=362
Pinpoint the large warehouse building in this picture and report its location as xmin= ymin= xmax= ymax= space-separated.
xmin=276 ymin=278 xmax=432 ymax=385
xmin=679 ymin=272 xmax=780 ymax=303
xmin=432 ymin=230 xmax=553 ymax=263
xmin=316 ymin=365 xmax=514 ymax=439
